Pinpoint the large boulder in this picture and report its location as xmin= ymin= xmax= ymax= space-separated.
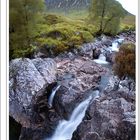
xmin=9 ymin=58 xmax=57 ymax=127
xmin=53 ymin=57 xmax=106 ymax=119
xmin=79 ymin=43 xmax=95 ymax=58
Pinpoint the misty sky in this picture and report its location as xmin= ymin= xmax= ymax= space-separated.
xmin=117 ymin=0 xmax=137 ymax=15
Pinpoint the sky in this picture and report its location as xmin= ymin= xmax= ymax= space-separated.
xmin=116 ymin=0 xmax=137 ymax=15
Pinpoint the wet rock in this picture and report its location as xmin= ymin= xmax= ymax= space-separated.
xmin=79 ymin=43 xmax=95 ymax=58
xmin=93 ymin=48 xmax=101 ymax=59
xmin=72 ymin=86 xmax=135 ymax=140
xmin=105 ymin=51 xmax=116 ymax=63
xmin=54 ymin=58 xmax=105 ymax=119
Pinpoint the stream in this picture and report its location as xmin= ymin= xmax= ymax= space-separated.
xmin=45 ymin=37 xmax=124 ymax=140
xmin=46 ymin=90 xmax=99 ymax=140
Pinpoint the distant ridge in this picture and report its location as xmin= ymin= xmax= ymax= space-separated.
xmin=45 ymin=0 xmax=135 ymax=17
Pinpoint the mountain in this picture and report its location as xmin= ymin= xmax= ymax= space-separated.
xmin=45 ymin=0 xmax=90 ymax=11
xmin=45 ymin=0 xmax=135 ymax=17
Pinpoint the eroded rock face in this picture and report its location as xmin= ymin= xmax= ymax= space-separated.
xmin=54 ymin=57 xmax=106 ymax=119
xmin=72 ymin=77 xmax=135 ymax=140
xmin=9 ymin=58 xmax=57 ymax=127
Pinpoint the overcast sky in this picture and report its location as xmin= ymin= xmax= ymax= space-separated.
xmin=116 ymin=0 xmax=137 ymax=15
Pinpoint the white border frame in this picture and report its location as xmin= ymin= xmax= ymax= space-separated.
xmin=137 ymin=0 xmax=140 ymax=139
xmin=1 ymin=0 xmax=7 ymax=139
xmin=0 ymin=0 xmax=139 ymax=139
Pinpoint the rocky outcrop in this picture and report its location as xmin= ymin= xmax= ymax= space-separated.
xmin=54 ymin=57 xmax=106 ymax=119
xmin=9 ymin=58 xmax=57 ymax=127
xmin=118 ymin=31 xmax=135 ymax=44
xmin=72 ymin=76 xmax=135 ymax=140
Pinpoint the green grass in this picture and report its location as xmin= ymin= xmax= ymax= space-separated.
xmin=120 ymin=15 xmax=135 ymax=32
xmin=121 ymin=15 xmax=135 ymax=25
xmin=46 ymin=9 xmax=88 ymax=20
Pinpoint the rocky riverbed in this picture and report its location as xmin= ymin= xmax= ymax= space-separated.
xmin=9 ymin=31 xmax=135 ymax=140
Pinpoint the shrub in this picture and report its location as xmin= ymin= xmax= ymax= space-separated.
xmin=113 ymin=43 xmax=135 ymax=80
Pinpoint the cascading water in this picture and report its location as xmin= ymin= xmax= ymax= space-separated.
xmin=46 ymin=90 xmax=99 ymax=140
xmin=94 ymin=53 xmax=108 ymax=64
xmin=111 ymin=41 xmax=119 ymax=52
xmin=94 ymin=38 xmax=124 ymax=64
xmin=48 ymin=85 xmax=61 ymax=107
xmin=109 ymin=38 xmax=124 ymax=52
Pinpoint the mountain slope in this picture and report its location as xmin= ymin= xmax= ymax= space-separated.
xmin=45 ymin=0 xmax=90 ymax=10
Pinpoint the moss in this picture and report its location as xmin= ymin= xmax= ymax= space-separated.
xmin=68 ymin=35 xmax=83 ymax=47
xmin=46 ymin=26 xmax=74 ymax=40
xmin=36 ymin=37 xmax=68 ymax=54
xmin=79 ymin=31 xmax=93 ymax=43
xmin=30 ymin=14 xmax=98 ymax=55
xmin=35 ymin=24 xmax=51 ymax=37
xmin=14 ymin=44 xmax=37 ymax=58
xmin=34 ymin=14 xmax=95 ymax=55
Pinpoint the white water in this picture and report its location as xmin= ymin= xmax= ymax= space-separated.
xmin=94 ymin=38 xmax=124 ymax=64
xmin=48 ymin=85 xmax=61 ymax=107
xmin=111 ymin=41 xmax=119 ymax=52
xmin=94 ymin=53 xmax=108 ymax=64
xmin=117 ymin=38 xmax=124 ymax=44
xmin=46 ymin=91 xmax=99 ymax=140
xmin=109 ymin=38 xmax=124 ymax=52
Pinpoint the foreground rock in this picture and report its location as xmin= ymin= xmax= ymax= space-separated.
xmin=9 ymin=58 xmax=57 ymax=128
xmin=9 ymin=57 xmax=106 ymax=139
xmin=72 ymin=76 xmax=135 ymax=140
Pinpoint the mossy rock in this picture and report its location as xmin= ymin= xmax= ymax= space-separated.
xmin=79 ymin=31 xmax=93 ymax=43
xmin=68 ymin=35 xmax=83 ymax=46
xmin=36 ymin=37 xmax=68 ymax=54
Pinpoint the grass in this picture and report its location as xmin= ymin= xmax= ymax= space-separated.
xmin=121 ymin=15 xmax=135 ymax=26
xmin=120 ymin=15 xmax=135 ymax=32
xmin=46 ymin=9 xmax=89 ymax=20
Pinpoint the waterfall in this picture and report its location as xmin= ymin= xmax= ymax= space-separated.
xmin=109 ymin=38 xmax=124 ymax=52
xmin=94 ymin=38 xmax=124 ymax=64
xmin=94 ymin=53 xmax=108 ymax=64
xmin=98 ymin=54 xmax=106 ymax=61
xmin=46 ymin=90 xmax=99 ymax=140
xmin=48 ymin=85 xmax=61 ymax=107
xmin=111 ymin=41 xmax=119 ymax=52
